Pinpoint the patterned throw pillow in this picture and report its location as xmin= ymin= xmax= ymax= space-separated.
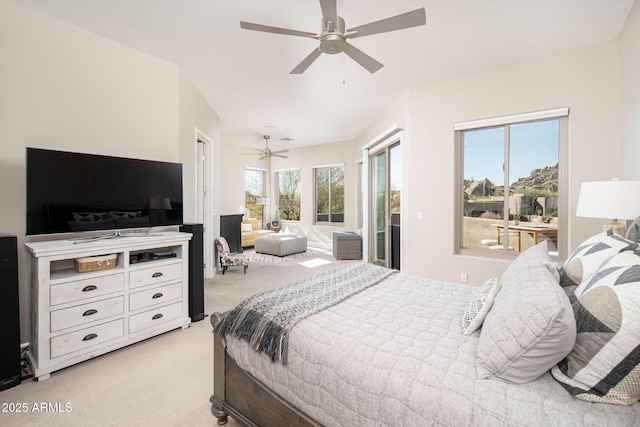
xmin=72 ymin=212 xmax=110 ymax=222
xmin=461 ymin=277 xmax=498 ymax=335
xmin=551 ymin=249 xmax=640 ymax=405
xmin=241 ymin=223 xmax=253 ymax=232
xmin=559 ymin=230 xmax=637 ymax=299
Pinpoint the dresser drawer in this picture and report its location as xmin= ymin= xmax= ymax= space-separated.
xmin=130 ymin=282 xmax=182 ymax=312
xmin=50 ymin=296 xmax=124 ymax=333
xmin=129 ymin=302 xmax=182 ymax=333
xmin=50 ymin=273 xmax=124 ymax=306
xmin=129 ymin=262 xmax=182 ymax=289
xmin=50 ymin=318 xmax=124 ymax=359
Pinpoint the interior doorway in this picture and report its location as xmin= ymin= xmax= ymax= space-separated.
xmin=196 ymin=130 xmax=214 ymax=278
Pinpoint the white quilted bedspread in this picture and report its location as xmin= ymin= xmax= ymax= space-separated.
xmin=225 ymin=272 xmax=640 ymax=427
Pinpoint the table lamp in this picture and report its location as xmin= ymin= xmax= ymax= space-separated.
xmin=576 ymin=180 xmax=640 ymax=236
xmin=149 ymin=196 xmax=172 ymax=225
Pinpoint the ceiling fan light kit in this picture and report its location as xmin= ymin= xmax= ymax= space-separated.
xmin=240 ymin=0 xmax=426 ymax=74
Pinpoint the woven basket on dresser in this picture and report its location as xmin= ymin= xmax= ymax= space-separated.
xmin=74 ymin=253 xmax=118 ymax=273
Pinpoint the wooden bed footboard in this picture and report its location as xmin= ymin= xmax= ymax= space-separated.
xmin=210 ymin=313 xmax=321 ymax=427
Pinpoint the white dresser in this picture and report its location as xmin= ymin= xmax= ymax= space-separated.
xmin=25 ymin=232 xmax=192 ymax=380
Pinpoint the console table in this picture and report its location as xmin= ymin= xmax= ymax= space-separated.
xmin=25 ymin=232 xmax=191 ymax=380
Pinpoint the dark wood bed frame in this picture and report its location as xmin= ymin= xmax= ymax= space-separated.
xmin=210 ymin=313 xmax=321 ymax=427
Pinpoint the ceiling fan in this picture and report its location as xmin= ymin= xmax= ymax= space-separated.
xmin=240 ymin=0 xmax=426 ymax=74
xmin=243 ymin=135 xmax=289 ymax=160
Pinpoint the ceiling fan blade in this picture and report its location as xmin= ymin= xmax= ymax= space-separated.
xmin=240 ymin=21 xmax=317 ymax=38
xmin=319 ymin=0 xmax=337 ymax=26
xmin=347 ymin=8 xmax=426 ymax=39
xmin=344 ymin=43 xmax=383 ymax=73
xmin=291 ymin=48 xmax=323 ymax=74
xmin=242 ymin=147 xmax=266 ymax=155
xmin=272 ymin=149 xmax=289 ymax=154
xmin=272 ymin=153 xmax=289 ymax=159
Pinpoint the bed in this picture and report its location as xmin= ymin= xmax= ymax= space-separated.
xmin=210 ymin=231 xmax=640 ymax=426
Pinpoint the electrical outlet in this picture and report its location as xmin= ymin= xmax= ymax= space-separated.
xmin=460 ymin=273 xmax=468 ymax=283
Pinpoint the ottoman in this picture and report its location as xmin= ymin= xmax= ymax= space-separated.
xmin=332 ymin=231 xmax=362 ymax=260
xmin=254 ymin=234 xmax=307 ymax=256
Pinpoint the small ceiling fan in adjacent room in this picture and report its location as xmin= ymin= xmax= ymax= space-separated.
xmin=243 ymin=135 xmax=289 ymax=160
xmin=240 ymin=0 xmax=426 ymax=74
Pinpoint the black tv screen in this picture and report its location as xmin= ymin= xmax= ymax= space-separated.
xmin=26 ymin=148 xmax=183 ymax=235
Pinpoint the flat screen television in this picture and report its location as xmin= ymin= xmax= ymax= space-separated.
xmin=26 ymin=148 xmax=183 ymax=236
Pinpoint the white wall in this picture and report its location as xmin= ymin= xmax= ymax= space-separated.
xmin=270 ymin=141 xmax=358 ymax=248
xmin=220 ymin=139 xmax=358 ymax=247
xmin=620 ymin=0 xmax=640 ymax=180
xmin=219 ymin=143 xmax=268 ymax=216
xmin=179 ymin=71 xmax=221 ymax=226
xmin=356 ymin=40 xmax=623 ymax=284
xmin=0 ymin=2 xmax=220 ymax=340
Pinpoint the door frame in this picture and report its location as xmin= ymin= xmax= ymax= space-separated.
xmin=196 ymin=128 xmax=215 ymax=278
xmin=360 ymin=124 xmax=406 ymax=269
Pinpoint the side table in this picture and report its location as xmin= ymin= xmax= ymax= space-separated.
xmin=332 ymin=232 xmax=362 ymax=260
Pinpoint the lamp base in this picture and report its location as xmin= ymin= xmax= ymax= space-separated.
xmin=603 ymin=219 xmax=627 ymax=236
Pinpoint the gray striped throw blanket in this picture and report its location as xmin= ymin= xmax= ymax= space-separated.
xmin=214 ymin=263 xmax=396 ymax=363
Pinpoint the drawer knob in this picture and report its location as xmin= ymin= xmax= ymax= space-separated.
xmin=83 ymin=333 xmax=98 ymax=341
xmin=152 ymin=313 xmax=163 ymax=320
xmin=82 ymin=285 xmax=98 ymax=292
xmin=152 ymin=293 xmax=163 ymax=299
xmin=152 ymin=272 xmax=163 ymax=278
xmin=82 ymin=309 xmax=98 ymax=317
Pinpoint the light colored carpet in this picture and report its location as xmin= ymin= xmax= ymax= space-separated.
xmin=1 ymin=248 xmax=354 ymax=427
xmin=244 ymin=247 xmax=322 ymax=264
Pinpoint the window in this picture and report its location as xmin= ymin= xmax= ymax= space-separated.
xmin=314 ymin=165 xmax=345 ymax=223
xmin=245 ymin=168 xmax=266 ymax=220
xmin=275 ymin=169 xmax=301 ymax=221
xmin=455 ymin=109 xmax=568 ymax=257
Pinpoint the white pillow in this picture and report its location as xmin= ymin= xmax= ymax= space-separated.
xmin=476 ymin=242 xmax=576 ymax=383
xmin=461 ymin=277 xmax=498 ymax=335
xmin=241 ymin=223 xmax=253 ymax=232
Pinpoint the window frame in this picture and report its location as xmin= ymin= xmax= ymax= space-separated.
xmin=454 ymin=108 xmax=569 ymax=260
xmin=274 ymin=167 xmax=302 ymax=222
xmin=313 ymin=163 xmax=345 ymax=225
xmin=244 ymin=167 xmax=267 ymax=220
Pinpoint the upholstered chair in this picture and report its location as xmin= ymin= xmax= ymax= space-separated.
xmin=214 ymin=236 xmax=250 ymax=274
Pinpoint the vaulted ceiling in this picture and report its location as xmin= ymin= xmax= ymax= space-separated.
xmin=9 ymin=0 xmax=635 ymax=150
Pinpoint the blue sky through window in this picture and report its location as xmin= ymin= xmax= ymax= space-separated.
xmin=464 ymin=119 xmax=559 ymax=186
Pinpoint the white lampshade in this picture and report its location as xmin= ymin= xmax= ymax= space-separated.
xmin=576 ymin=180 xmax=640 ymax=235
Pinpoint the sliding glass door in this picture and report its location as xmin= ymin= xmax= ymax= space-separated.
xmin=370 ymin=142 xmax=401 ymax=269
xmin=372 ymin=151 xmax=387 ymax=266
